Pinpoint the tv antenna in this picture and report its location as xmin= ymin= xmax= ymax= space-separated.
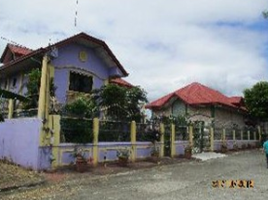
xmin=74 ymin=0 xmax=79 ymax=27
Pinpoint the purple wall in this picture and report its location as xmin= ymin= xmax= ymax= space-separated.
xmin=0 ymin=118 xmax=42 ymax=170
xmin=53 ymin=69 xmax=69 ymax=103
xmin=52 ymin=43 xmax=119 ymax=103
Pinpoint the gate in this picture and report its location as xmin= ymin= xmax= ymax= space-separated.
xmin=164 ymin=124 xmax=171 ymax=156
xmin=192 ymin=121 xmax=210 ymax=153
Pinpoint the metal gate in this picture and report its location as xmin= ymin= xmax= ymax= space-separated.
xmin=192 ymin=121 xmax=210 ymax=153
xmin=164 ymin=124 xmax=171 ymax=157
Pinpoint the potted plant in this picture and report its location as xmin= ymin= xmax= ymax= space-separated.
xmin=184 ymin=145 xmax=192 ymax=159
xmin=150 ymin=143 xmax=160 ymax=163
xmin=221 ymin=141 xmax=228 ymax=153
xmin=73 ymin=147 xmax=88 ymax=173
xmin=232 ymin=142 xmax=238 ymax=151
xmin=241 ymin=143 xmax=247 ymax=150
xmin=116 ymin=148 xmax=130 ymax=167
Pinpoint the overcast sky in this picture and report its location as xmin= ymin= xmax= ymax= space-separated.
xmin=0 ymin=0 xmax=267 ymax=101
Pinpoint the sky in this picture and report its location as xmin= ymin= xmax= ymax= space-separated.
xmin=0 ymin=0 xmax=267 ymax=102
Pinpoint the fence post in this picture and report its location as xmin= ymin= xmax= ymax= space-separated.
xmin=38 ymin=55 xmax=48 ymax=120
xmin=93 ymin=118 xmax=99 ymax=166
xmin=170 ymin=123 xmax=175 ymax=157
xmin=232 ymin=129 xmax=236 ymax=141
xmin=210 ymin=126 xmax=214 ymax=152
xmin=247 ymin=130 xmax=250 ymax=141
xmin=189 ymin=124 xmax=193 ymax=148
xmin=241 ymin=130 xmax=243 ymax=140
xmin=8 ymin=99 xmax=14 ymax=119
xmin=222 ymin=128 xmax=226 ymax=142
xmin=258 ymin=126 xmax=262 ymax=142
xmin=160 ymin=123 xmax=165 ymax=157
xmin=254 ymin=130 xmax=256 ymax=141
xmin=51 ymin=115 xmax=60 ymax=169
xmin=130 ymin=121 xmax=136 ymax=162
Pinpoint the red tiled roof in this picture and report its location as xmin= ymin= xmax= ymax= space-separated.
xmin=146 ymin=82 xmax=243 ymax=110
xmin=110 ymin=78 xmax=133 ymax=88
xmin=0 ymin=43 xmax=33 ymax=63
xmin=8 ymin=44 xmax=32 ymax=56
xmin=229 ymin=96 xmax=243 ymax=105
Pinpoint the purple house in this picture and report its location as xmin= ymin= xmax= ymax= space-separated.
xmin=0 ymin=32 xmax=129 ymax=107
xmin=0 ymin=32 xmax=132 ymax=170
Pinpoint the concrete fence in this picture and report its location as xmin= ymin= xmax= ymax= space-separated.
xmin=0 ymin=115 xmax=261 ymax=170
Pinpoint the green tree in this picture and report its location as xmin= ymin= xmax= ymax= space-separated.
xmin=244 ymin=81 xmax=268 ymax=121
xmin=263 ymin=10 xmax=268 ymax=18
xmin=23 ymin=68 xmax=56 ymax=109
xmin=94 ymin=84 xmax=148 ymax=122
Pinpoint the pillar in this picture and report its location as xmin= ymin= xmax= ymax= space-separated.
xmin=222 ymin=129 xmax=226 ymax=142
xmin=160 ymin=123 xmax=165 ymax=157
xmin=210 ymin=126 xmax=214 ymax=152
xmin=8 ymin=99 xmax=14 ymax=119
xmin=258 ymin=126 xmax=261 ymax=142
xmin=51 ymin=115 xmax=60 ymax=168
xmin=92 ymin=118 xmax=99 ymax=166
xmin=232 ymin=129 xmax=236 ymax=141
xmin=38 ymin=55 xmax=48 ymax=120
xmin=170 ymin=123 xmax=175 ymax=157
xmin=189 ymin=124 xmax=193 ymax=147
xmin=130 ymin=121 xmax=136 ymax=162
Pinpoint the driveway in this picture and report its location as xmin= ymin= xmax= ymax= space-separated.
xmin=2 ymin=150 xmax=267 ymax=200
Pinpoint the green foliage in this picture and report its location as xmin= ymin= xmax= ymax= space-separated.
xmin=62 ymin=95 xmax=97 ymax=118
xmin=24 ymin=68 xmax=41 ymax=109
xmin=23 ymin=68 xmax=56 ymax=109
xmin=263 ymin=10 xmax=268 ymax=18
xmin=94 ymin=84 xmax=148 ymax=122
xmin=60 ymin=95 xmax=97 ymax=143
xmin=244 ymin=81 xmax=268 ymax=121
xmin=60 ymin=118 xmax=93 ymax=143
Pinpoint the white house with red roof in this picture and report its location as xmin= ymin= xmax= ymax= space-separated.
xmin=146 ymin=82 xmax=247 ymax=128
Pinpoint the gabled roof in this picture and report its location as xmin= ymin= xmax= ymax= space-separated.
xmin=0 ymin=32 xmax=128 ymax=77
xmin=0 ymin=44 xmax=33 ymax=63
xmin=146 ymin=82 xmax=244 ymax=111
xmin=110 ymin=78 xmax=133 ymax=88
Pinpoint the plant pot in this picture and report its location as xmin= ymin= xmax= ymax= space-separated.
xmin=149 ymin=154 xmax=160 ymax=163
xmin=184 ymin=147 xmax=192 ymax=159
xmin=221 ymin=146 xmax=228 ymax=153
xmin=76 ymin=161 xmax=87 ymax=173
xmin=118 ymin=157 xmax=129 ymax=167
xmin=76 ymin=157 xmax=88 ymax=173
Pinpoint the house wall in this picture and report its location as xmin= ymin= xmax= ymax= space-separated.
xmin=214 ymin=107 xmax=245 ymax=128
xmin=151 ymin=99 xmax=245 ymax=127
xmin=0 ymin=118 xmax=42 ymax=170
xmin=51 ymin=43 xmax=116 ymax=103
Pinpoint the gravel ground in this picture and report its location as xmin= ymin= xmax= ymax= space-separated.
xmin=0 ymin=161 xmax=44 ymax=192
xmin=1 ymin=149 xmax=267 ymax=200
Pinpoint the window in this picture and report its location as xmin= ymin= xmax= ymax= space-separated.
xmin=12 ymin=78 xmax=17 ymax=87
xmin=69 ymin=72 xmax=93 ymax=93
xmin=4 ymin=80 xmax=8 ymax=89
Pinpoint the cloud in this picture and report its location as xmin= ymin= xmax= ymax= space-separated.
xmin=0 ymin=0 xmax=267 ymax=101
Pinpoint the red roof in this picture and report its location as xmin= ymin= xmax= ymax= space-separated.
xmin=8 ymin=44 xmax=32 ymax=56
xmin=146 ymin=82 xmax=243 ymax=110
xmin=110 ymin=78 xmax=133 ymax=88
xmin=0 ymin=43 xmax=33 ymax=63
xmin=229 ymin=96 xmax=243 ymax=105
